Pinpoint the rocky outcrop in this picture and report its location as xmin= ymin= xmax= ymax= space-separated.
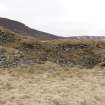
xmin=15 ymin=40 xmax=105 ymax=68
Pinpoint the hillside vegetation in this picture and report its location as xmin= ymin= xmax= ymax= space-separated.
xmin=0 ymin=27 xmax=105 ymax=68
xmin=0 ymin=28 xmax=105 ymax=68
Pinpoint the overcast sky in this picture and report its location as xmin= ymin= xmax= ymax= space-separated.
xmin=0 ymin=0 xmax=105 ymax=36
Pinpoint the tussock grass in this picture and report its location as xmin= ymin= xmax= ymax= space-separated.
xmin=0 ymin=63 xmax=105 ymax=105
xmin=5 ymin=61 xmax=105 ymax=79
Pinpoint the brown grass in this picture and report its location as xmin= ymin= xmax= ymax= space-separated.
xmin=0 ymin=62 xmax=105 ymax=105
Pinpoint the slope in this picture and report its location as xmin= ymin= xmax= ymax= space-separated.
xmin=0 ymin=17 xmax=60 ymax=40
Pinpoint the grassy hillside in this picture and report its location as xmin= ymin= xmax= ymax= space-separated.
xmin=0 ymin=27 xmax=105 ymax=68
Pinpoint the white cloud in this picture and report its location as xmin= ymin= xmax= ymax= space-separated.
xmin=0 ymin=3 xmax=7 ymax=12
xmin=0 ymin=0 xmax=105 ymax=36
